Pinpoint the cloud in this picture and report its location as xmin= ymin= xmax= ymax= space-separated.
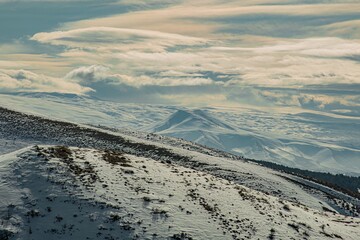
xmin=117 ymin=0 xmax=181 ymax=6
xmin=253 ymin=38 xmax=360 ymax=57
xmin=31 ymin=27 xmax=209 ymax=52
xmin=65 ymin=65 xmax=110 ymax=82
xmin=115 ymin=75 xmax=214 ymax=87
xmin=0 ymin=42 xmax=29 ymax=54
xmin=0 ymin=0 xmax=97 ymax=2
xmin=297 ymin=93 xmax=359 ymax=108
xmin=1 ymin=0 xmax=360 ymax=114
xmin=66 ymin=65 xmax=215 ymax=87
xmin=28 ymin=27 xmax=360 ymax=93
xmin=61 ymin=1 xmax=360 ymax=39
xmin=211 ymin=37 xmax=360 ymax=57
xmin=321 ymin=20 xmax=360 ymax=38
xmin=252 ymin=88 xmax=360 ymax=116
xmin=43 ymin=36 xmax=360 ymax=91
xmin=0 ymin=69 xmax=93 ymax=94
xmin=26 ymin=2 xmax=360 ymax=92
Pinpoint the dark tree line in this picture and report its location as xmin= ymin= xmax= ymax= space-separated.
xmin=249 ymin=159 xmax=360 ymax=200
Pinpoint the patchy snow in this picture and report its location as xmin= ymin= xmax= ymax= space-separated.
xmin=1 ymin=146 xmax=359 ymax=240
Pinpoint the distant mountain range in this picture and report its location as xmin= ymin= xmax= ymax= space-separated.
xmin=145 ymin=109 xmax=360 ymax=175
xmin=0 ymin=92 xmax=359 ymax=175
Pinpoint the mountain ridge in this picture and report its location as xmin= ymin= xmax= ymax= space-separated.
xmin=146 ymin=109 xmax=360 ymax=175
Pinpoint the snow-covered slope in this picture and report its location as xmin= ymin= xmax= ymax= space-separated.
xmin=0 ymin=93 xmax=359 ymax=175
xmin=1 ymin=146 xmax=359 ymax=240
xmin=1 ymin=107 xmax=359 ymax=239
xmin=149 ymin=109 xmax=235 ymax=133
xmin=146 ymin=109 xmax=360 ymax=175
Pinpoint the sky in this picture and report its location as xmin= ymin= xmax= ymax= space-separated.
xmin=0 ymin=0 xmax=360 ymax=116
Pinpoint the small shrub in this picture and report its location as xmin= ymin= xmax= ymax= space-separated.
xmin=0 ymin=229 xmax=14 ymax=240
xmin=151 ymin=208 xmax=168 ymax=217
xmin=283 ymin=204 xmax=291 ymax=211
xmin=268 ymin=228 xmax=275 ymax=240
xmin=52 ymin=146 xmax=72 ymax=159
xmin=103 ymin=151 xmax=131 ymax=166
xmin=55 ymin=215 xmax=63 ymax=222
xmin=288 ymin=223 xmax=299 ymax=232
xmin=143 ymin=196 xmax=151 ymax=202
xmin=171 ymin=232 xmax=193 ymax=240
xmin=26 ymin=209 xmax=40 ymax=218
xmin=123 ymin=169 xmax=134 ymax=174
xmin=109 ymin=214 xmax=121 ymax=222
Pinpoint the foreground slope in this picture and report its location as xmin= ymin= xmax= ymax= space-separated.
xmin=0 ymin=106 xmax=359 ymax=215
xmin=1 ymin=106 xmax=359 ymax=213
xmin=1 ymin=146 xmax=359 ymax=240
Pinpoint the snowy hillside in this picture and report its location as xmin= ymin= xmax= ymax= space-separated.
xmin=0 ymin=93 xmax=359 ymax=175
xmin=0 ymin=106 xmax=360 ymax=239
xmin=1 ymin=146 xmax=359 ymax=240
xmin=146 ymin=109 xmax=360 ymax=175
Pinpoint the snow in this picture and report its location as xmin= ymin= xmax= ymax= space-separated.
xmin=0 ymin=105 xmax=359 ymax=239
xmin=0 ymin=105 xmax=359 ymax=215
xmin=0 ymin=149 xmax=26 ymax=210
xmin=1 ymin=146 xmax=359 ymax=239
xmin=0 ymin=93 xmax=358 ymax=175
xmin=147 ymin=109 xmax=360 ymax=175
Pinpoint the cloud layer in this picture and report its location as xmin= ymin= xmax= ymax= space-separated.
xmin=0 ymin=0 xmax=359 ymax=116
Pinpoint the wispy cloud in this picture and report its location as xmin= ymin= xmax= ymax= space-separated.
xmin=0 ymin=69 xmax=93 ymax=94
xmin=31 ymin=27 xmax=209 ymax=52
